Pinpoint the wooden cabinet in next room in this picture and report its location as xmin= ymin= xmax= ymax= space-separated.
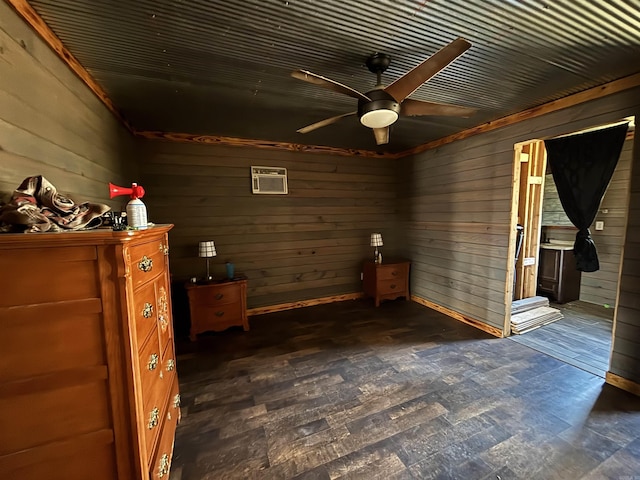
xmin=538 ymin=246 xmax=581 ymax=304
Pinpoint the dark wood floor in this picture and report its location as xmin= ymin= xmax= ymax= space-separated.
xmin=170 ymin=299 xmax=640 ymax=480
xmin=508 ymin=300 xmax=613 ymax=377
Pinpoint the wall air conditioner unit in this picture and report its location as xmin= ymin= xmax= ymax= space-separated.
xmin=251 ymin=166 xmax=288 ymax=194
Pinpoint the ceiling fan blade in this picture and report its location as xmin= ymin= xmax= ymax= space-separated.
xmin=296 ymin=111 xmax=357 ymax=134
xmin=372 ymin=127 xmax=389 ymax=145
xmin=401 ymin=99 xmax=477 ymax=118
xmin=291 ymin=70 xmax=371 ymax=102
xmin=384 ymin=38 xmax=472 ymax=102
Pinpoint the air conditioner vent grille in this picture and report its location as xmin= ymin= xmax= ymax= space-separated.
xmin=251 ymin=166 xmax=288 ymax=194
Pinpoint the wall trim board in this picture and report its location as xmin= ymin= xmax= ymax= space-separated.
xmin=605 ymin=371 xmax=640 ymax=397
xmin=396 ymin=73 xmax=640 ymax=158
xmin=5 ymin=0 xmax=132 ymax=133
xmin=247 ymin=292 xmax=365 ymax=316
xmin=9 ymin=0 xmax=639 ymax=160
xmin=134 ymin=131 xmax=395 ymax=159
xmin=411 ymin=295 xmax=504 ymax=338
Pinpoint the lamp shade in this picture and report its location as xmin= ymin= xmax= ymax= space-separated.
xmin=198 ymin=241 xmax=217 ymax=258
xmin=370 ymin=233 xmax=383 ymax=247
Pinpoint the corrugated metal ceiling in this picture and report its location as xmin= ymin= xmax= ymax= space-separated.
xmin=24 ymin=0 xmax=640 ymax=151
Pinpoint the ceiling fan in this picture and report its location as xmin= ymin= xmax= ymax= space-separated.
xmin=291 ymin=37 xmax=477 ymax=145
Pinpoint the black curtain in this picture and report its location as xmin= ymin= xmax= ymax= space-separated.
xmin=544 ymin=123 xmax=629 ymax=272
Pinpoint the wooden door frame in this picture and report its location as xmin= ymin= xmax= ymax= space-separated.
xmin=504 ymin=140 xmax=547 ymax=336
xmin=505 ymin=118 xmax=634 ymax=338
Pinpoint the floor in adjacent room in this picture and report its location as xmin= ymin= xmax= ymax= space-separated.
xmin=508 ymin=300 xmax=614 ymax=378
xmin=170 ymin=299 xmax=639 ymax=480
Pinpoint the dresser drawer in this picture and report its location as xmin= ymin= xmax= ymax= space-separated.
xmin=162 ymin=340 xmax=177 ymax=379
xmin=138 ymin=327 xmax=163 ymax=408
xmin=133 ymin=281 xmax=159 ymax=346
xmin=129 ymin=239 xmax=167 ymax=290
xmin=0 ymin=304 xmax=104 ymax=384
xmin=141 ymin=388 xmax=167 ymax=460
xmin=149 ymin=378 xmax=180 ymax=478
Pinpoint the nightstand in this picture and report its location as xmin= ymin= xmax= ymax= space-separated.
xmin=363 ymin=259 xmax=410 ymax=307
xmin=185 ymin=278 xmax=248 ymax=340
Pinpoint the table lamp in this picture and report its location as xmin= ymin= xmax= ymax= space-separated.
xmin=198 ymin=240 xmax=217 ymax=280
xmin=370 ymin=233 xmax=383 ymax=262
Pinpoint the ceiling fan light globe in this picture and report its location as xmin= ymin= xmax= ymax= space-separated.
xmin=360 ymin=109 xmax=398 ymax=128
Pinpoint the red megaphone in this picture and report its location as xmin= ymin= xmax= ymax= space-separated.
xmin=109 ymin=182 xmax=145 ymax=200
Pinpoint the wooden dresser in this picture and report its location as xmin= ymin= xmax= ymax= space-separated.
xmin=186 ymin=278 xmax=248 ymax=340
xmin=0 ymin=225 xmax=180 ymax=480
xmin=363 ymin=259 xmax=411 ymax=307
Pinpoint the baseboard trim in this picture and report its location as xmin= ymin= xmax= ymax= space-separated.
xmin=411 ymin=295 xmax=504 ymax=338
xmin=247 ymin=293 xmax=504 ymax=340
xmin=247 ymin=292 xmax=365 ymax=316
xmin=605 ymin=372 xmax=640 ymax=397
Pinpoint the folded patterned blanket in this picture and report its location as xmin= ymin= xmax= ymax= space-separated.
xmin=0 ymin=175 xmax=110 ymax=233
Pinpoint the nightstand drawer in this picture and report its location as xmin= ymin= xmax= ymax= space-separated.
xmin=197 ymin=302 xmax=243 ymax=329
xmin=377 ymin=265 xmax=408 ymax=281
xmin=378 ymin=278 xmax=407 ymax=295
xmin=188 ymin=282 xmax=241 ymax=306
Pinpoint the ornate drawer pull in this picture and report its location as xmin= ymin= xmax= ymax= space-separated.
xmin=391 ymin=271 xmax=398 ymax=276
xmin=390 ymin=284 xmax=396 ymax=289
xmin=215 ymin=311 xmax=224 ymax=317
xmin=158 ymin=314 xmax=168 ymax=332
xmin=166 ymin=359 xmax=175 ymax=371
xmin=157 ymin=453 xmax=170 ymax=478
xmin=215 ymin=293 xmax=224 ymax=300
xmin=138 ymin=256 xmax=153 ymax=272
xmin=148 ymin=407 xmax=160 ymax=429
xmin=159 ymin=242 xmax=169 ymax=256
xmin=173 ymin=393 xmax=181 ymax=408
xmin=142 ymin=303 xmax=154 ymax=318
xmin=148 ymin=353 xmax=159 ymax=371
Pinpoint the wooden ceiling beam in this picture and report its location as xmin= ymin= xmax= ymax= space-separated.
xmin=134 ymin=131 xmax=396 ymax=159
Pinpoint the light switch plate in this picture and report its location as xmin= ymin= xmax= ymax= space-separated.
xmin=595 ymin=221 xmax=604 ymax=231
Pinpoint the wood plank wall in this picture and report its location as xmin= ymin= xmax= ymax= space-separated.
xmin=0 ymin=2 xmax=134 ymax=207
xmin=611 ymin=126 xmax=640 ymax=385
xmin=4 ymin=0 xmax=640 ymax=389
xmin=541 ymin=137 xmax=633 ymax=307
xmin=398 ymin=88 xmax=640 ymax=333
xmin=138 ymin=140 xmax=399 ymax=309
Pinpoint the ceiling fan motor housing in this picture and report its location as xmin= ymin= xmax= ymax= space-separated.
xmin=358 ymin=89 xmax=401 ymax=128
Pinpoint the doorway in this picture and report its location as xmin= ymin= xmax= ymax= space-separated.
xmin=505 ymin=118 xmax=635 ymax=376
